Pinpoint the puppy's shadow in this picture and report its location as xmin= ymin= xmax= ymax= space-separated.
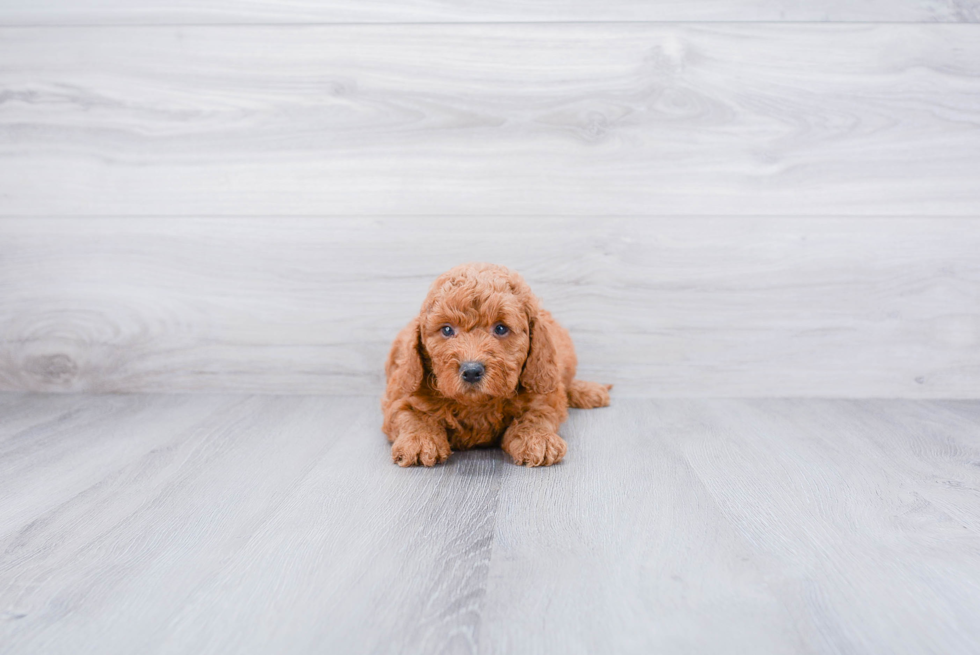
xmin=444 ymin=447 xmax=507 ymax=477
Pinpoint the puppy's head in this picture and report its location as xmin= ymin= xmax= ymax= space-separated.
xmin=407 ymin=263 xmax=557 ymax=403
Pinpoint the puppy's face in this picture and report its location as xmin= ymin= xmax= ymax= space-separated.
xmin=421 ymin=282 xmax=530 ymax=403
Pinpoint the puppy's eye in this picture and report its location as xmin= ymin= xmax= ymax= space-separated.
xmin=440 ymin=325 xmax=455 ymax=338
xmin=493 ymin=323 xmax=509 ymax=336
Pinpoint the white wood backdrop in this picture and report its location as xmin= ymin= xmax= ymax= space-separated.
xmin=1 ymin=217 xmax=977 ymax=397
xmin=0 ymin=0 xmax=977 ymax=25
xmin=1 ymin=10 xmax=979 ymax=398
xmin=1 ymin=25 xmax=979 ymax=217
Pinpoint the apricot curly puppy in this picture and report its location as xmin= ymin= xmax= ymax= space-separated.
xmin=382 ymin=263 xmax=611 ymax=467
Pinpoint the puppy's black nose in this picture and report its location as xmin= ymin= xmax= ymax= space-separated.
xmin=459 ymin=361 xmax=485 ymax=384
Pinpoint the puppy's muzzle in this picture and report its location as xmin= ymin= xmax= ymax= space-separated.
xmin=459 ymin=361 xmax=486 ymax=385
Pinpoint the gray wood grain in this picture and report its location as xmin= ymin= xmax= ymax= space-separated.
xmin=2 ymin=393 xmax=980 ymax=654
xmin=0 ymin=394 xmax=501 ymax=654
xmin=2 ymin=216 xmax=978 ymax=398
xmin=0 ymin=0 xmax=977 ymax=25
xmin=2 ymin=24 xmax=979 ymax=216
xmin=483 ymin=398 xmax=980 ymax=654
xmin=482 ymin=401 xmax=809 ymax=654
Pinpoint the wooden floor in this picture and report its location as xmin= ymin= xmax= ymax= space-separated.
xmin=2 ymin=393 xmax=979 ymax=654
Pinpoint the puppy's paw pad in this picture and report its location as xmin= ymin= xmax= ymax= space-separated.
xmin=391 ymin=433 xmax=451 ymax=467
xmin=505 ymin=431 xmax=566 ymax=467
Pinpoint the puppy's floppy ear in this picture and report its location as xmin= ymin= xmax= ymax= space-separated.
xmin=385 ymin=317 xmax=425 ymax=397
xmin=520 ymin=311 xmax=560 ymax=395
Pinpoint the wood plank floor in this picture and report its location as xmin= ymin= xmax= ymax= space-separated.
xmin=2 ymin=393 xmax=979 ymax=654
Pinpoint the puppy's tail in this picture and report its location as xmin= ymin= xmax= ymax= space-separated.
xmin=567 ymin=379 xmax=612 ymax=409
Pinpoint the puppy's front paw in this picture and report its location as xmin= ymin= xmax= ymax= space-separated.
xmin=503 ymin=430 xmax=567 ymax=467
xmin=391 ymin=430 xmax=451 ymax=467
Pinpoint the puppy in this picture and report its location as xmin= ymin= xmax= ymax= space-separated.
xmin=382 ymin=263 xmax=611 ymax=467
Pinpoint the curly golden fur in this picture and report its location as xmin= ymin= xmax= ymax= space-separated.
xmin=382 ymin=263 xmax=611 ymax=467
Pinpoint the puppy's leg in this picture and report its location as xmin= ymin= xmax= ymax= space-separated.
xmin=389 ymin=409 xmax=451 ymax=467
xmin=501 ymin=404 xmax=567 ymax=467
xmin=567 ymin=380 xmax=612 ymax=409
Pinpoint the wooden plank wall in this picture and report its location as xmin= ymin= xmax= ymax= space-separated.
xmin=1 ymin=217 xmax=977 ymax=397
xmin=2 ymin=25 xmax=980 ymax=217
xmin=0 ymin=0 xmax=977 ymax=24
xmin=1 ymin=4 xmax=979 ymax=397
